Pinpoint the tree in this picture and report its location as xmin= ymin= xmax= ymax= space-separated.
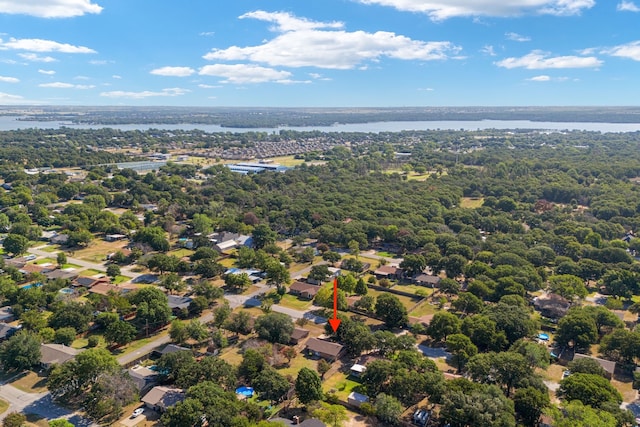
xmin=514 ymin=386 xmax=550 ymax=427
xmin=3 ymin=233 xmax=29 ymax=255
xmin=296 ymin=367 xmax=323 ymax=405
xmin=224 ymin=311 xmax=254 ymax=336
xmin=224 ymin=273 xmax=252 ymax=292
xmin=54 ymin=327 xmax=77 ymax=346
xmin=446 ymin=333 xmax=477 ymax=372
xmin=254 ymin=312 xmax=294 ymax=344
xmin=308 ymin=264 xmax=331 ymax=283
xmin=439 ymin=254 xmax=467 ymax=279
xmin=212 ymin=303 xmax=232 ymax=328
xmin=160 ymin=398 xmax=204 ymax=427
xmin=238 ymin=349 xmax=266 ymax=383
xmin=548 ymin=274 xmax=587 ymax=301
xmin=400 ymin=254 xmax=426 ymax=277
xmin=337 ymin=274 xmax=357 ymax=294
xmin=555 ymin=311 xmax=598 ymax=351
xmin=313 ymin=402 xmax=349 ymax=427
xmin=322 ymin=251 xmax=342 ymax=265
xmin=104 ymin=320 xmax=137 ymax=346
xmin=355 ymin=278 xmax=368 ymax=295
xmin=440 ymin=383 xmax=516 ymax=427
xmin=318 ymin=359 xmax=332 ymax=379
xmin=452 ymin=292 xmax=484 ymax=315
xmin=161 ymin=272 xmax=185 ymax=294
xmin=439 ymin=278 xmax=461 ymax=296
xmin=56 ymin=252 xmax=67 ymax=267
xmin=252 ymin=224 xmax=277 ymax=249
xmin=375 ymin=293 xmax=408 ymax=328
xmin=253 ymin=367 xmax=291 ymax=403
xmin=49 ymin=301 xmax=94 ymax=333
xmin=192 ymin=213 xmax=214 ymax=235
xmin=265 ymin=261 xmax=290 ymax=290
xmin=374 ymin=393 xmax=403 ymax=426
xmin=567 ymin=357 xmax=609 ymax=378
xmin=582 ymin=305 xmax=624 ymax=335
xmin=128 ymin=287 xmax=172 ymax=329
xmin=106 ymin=264 xmax=120 ymax=279
xmin=0 ymin=330 xmax=41 ymax=371
xmin=466 ymin=352 xmax=533 ymax=397
xmin=348 ymin=240 xmax=360 ymax=259
xmin=558 ymin=373 xmax=622 ymax=408
xmin=509 ymin=339 xmax=549 ymax=369
xmin=485 ymin=302 xmax=538 ymax=346
xmin=3 ymin=412 xmax=27 ymax=427
xmin=548 ymin=401 xmax=617 ymax=427
xmin=170 ymin=319 xmax=188 ymax=344
xmin=195 ymin=259 xmax=225 ymax=278
xmin=427 ymin=311 xmax=461 ymax=342
xmin=600 ymin=328 xmax=640 ymax=364
xmin=186 ymin=320 xmax=208 ymax=342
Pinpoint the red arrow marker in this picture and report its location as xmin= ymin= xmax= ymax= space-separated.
xmin=328 ymin=277 xmax=341 ymax=333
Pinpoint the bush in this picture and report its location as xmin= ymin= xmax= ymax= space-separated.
xmin=87 ymin=336 xmax=100 ymax=348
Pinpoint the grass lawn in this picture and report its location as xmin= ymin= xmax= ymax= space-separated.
xmin=219 ymin=257 xmax=236 ymax=268
xmin=367 ymin=287 xmax=421 ymax=312
xmin=276 ymin=353 xmax=318 ymax=378
xmin=73 ymin=240 xmax=128 ymax=263
xmin=220 ymin=345 xmax=244 ymax=366
xmin=10 ymin=371 xmax=48 ymax=393
xmin=393 ymin=283 xmax=433 ymax=297
xmin=0 ymin=398 xmax=8 ymax=415
xmin=538 ymin=364 xmax=565 ymax=382
xmin=39 ymin=245 xmax=59 ymax=253
xmin=267 ymin=155 xmax=306 ymax=167
xmin=72 ymin=333 xmax=106 ymax=349
xmin=460 ymin=197 xmax=485 ymax=209
xmin=168 ymin=248 xmax=194 ymax=258
xmin=61 ymin=262 xmax=82 ymax=269
xmin=323 ymin=372 xmax=362 ymax=400
xmin=34 ymin=258 xmax=56 ymax=265
xmin=409 ymin=300 xmax=440 ymax=318
xmin=376 ymin=251 xmax=398 ymax=258
xmin=79 ymin=268 xmax=103 ymax=276
xmin=613 ymin=377 xmax=637 ymax=403
xmin=278 ymin=294 xmax=313 ymax=311
xmin=113 ymin=275 xmax=132 ymax=284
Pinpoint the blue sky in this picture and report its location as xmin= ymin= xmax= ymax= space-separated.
xmin=1 ymin=0 xmax=640 ymax=106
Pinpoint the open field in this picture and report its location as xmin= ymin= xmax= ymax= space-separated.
xmin=460 ymin=197 xmax=485 ymax=209
xmin=278 ymin=294 xmax=313 ymax=311
xmin=366 ymin=287 xmax=422 ymax=312
xmin=324 ymin=372 xmax=362 ymax=400
xmin=409 ymin=300 xmax=439 ymax=318
xmin=72 ymin=240 xmax=128 ymax=263
xmin=167 ymin=248 xmax=194 ymax=258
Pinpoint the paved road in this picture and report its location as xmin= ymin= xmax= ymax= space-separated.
xmin=0 ymin=383 xmax=96 ymax=426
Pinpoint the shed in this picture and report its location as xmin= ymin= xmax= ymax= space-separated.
xmin=350 ymin=364 xmax=366 ymax=378
xmin=290 ymin=328 xmax=310 ymax=345
xmin=347 ymin=391 xmax=370 ymax=408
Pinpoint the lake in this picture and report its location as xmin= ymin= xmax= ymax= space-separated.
xmin=1 ymin=115 xmax=640 ymax=133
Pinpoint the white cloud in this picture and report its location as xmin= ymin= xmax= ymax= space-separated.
xmin=199 ymin=64 xmax=294 ymax=84
xmin=74 ymin=75 xmax=90 ymax=80
xmin=617 ymin=1 xmax=640 ymax=11
xmin=89 ymin=59 xmax=111 ymax=65
xmin=0 ymin=37 xmax=95 ymax=53
xmin=505 ymin=32 xmax=531 ymax=42
xmin=0 ymin=0 xmax=102 ymax=18
xmin=199 ymin=31 xmax=215 ymax=37
xmin=39 ymin=82 xmax=95 ymax=89
xmin=38 ymin=69 xmax=55 ymax=75
xmin=150 ymin=66 xmax=195 ymax=77
xmin=604 ymin=40 xmax=640 ymax=60
xmin=0 ymin=91 xmax=24 ymax=102
xmin=354 ymin=0 xmax=594 ymax=20
xmin=481 ymin=45 xmax=496 ymax=56
xmin=112 ymin=75 xmax=121 ymax=79
xmin=0 ymin=76 xmax=19 ymax=83
xmin=18 ymin=53 xmax=56 ymax=62
xmin=203 ymin=11 xmax=461 ymax=70
xmin=198 ymin=84 xmax=221 ymax=89
xmin=309 ymin=73 xmax=332 ymax=81
xmin=418 ymin=87 xmax=435 ymax=91
xmin=495 ymin=50 xmax=602 ymax=69
xmin=527 ymin=75 xmax=551 ymax=81
xmin=100 ymin=88 xmax=189 ymax=99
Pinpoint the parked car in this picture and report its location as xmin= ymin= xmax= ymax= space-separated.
xmin=131 ymin=408 xmax=144 ymax=418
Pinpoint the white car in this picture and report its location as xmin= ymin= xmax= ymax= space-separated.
xmin=131 ymin=408 xmax=144 ymax=418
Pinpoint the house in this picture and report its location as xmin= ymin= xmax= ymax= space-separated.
xmin=0 ymin=307 xmax=15 ymax=323
xmin=533 ymin=293 xmax=571 ymax=319
xmin=141 ymin=386 xmax=185 ymax=412
xmin=573 ymin=353 xmax=616 ymax=379
xmin=0 ymin=323 xmax=19 ymax=341
xmin=349 ymin=364 xmax=366 ymax=378
xmin=40 ymin=343 xmax=83 ymax=368
xmin=305 ymin=338 xmax=345 ymax=362
xmin=88 ymin=283 xmax=135 ymax=296
xmin=50 ymin=234 xmax=69 ymax=245
xmin=44 ymin=269 xmax=79 ymax=281
xmin=290 ymin=328 xmax=310 ymax=345
xmin=128 ymin=365 xmax=159 ymax=394
xmin=105 ymin=234 xmax=127 ymax=242
xmin=19 ymin=263 xmax=48 ymax=275
xmin=167 ymin=295 xmax=193 ymax=313
xmin=72 ymin=276 xmax=109 ymax=288
xmin=347 ymin=391 xmax=370 ymax=408
xmin=413 ymin=273 xmax=441 ymax=288
xmin=289 ymin=281 xmax=321 ymax=299
xmin=373 ymin=265 xmax=402 ymax=280
xmin=159 ymin=344 xmax=190 ymax=356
